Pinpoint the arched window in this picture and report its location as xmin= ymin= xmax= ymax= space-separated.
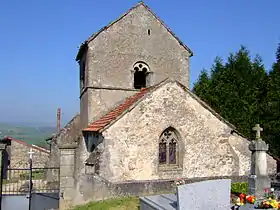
xmin=159 ymin=127 xmax=179 ymax=165
xmin=133 ymin=62 xmax=150 ymax=89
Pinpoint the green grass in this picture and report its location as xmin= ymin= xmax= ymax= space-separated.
xmin=19 ymin=169 xmax=45 ymax=180
xmin=231 ymin=182 xmax=248 ymax=194
xmin=73 ymin=197 xmax=139 ymax=210
xmin=0 ymin=169 xmax=46 ymax=185
xmin=72 ymin=182 xmax=249 ymax=209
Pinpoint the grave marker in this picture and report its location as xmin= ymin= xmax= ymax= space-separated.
xmin=140 ymin=179 xmax=231 ymax=210
xmin=248 ymin=124 xmax=271 ymax=199
xmin=176 ymin=179 xmax=231 ymax=209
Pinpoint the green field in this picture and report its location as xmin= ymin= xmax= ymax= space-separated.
xmin=0 ymin=123 xmax=56 ymax=148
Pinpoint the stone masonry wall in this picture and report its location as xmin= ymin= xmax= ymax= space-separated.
xmin=48 ymin=114 xmax=81 ymax=169
xmin=73 ymin=173 xmax=247 ymax=206
xmin=86 ymin=4 xmax=191 ymax=89
xmin=96 ymin=81 xmax=276 ymax=182
xmin=9 ymin=139 xmax=49 ymax=168
xmin=80 ymin=4 xmax=191 ymax=127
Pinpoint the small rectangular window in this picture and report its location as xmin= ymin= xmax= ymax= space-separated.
xmin=80 ymin=61 xmax=85 ymax=89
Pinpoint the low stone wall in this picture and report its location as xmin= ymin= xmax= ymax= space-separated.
xmin=111 ymin=175 xmax=248 ymax=197
xmin=74 ymin=175 xmax=248 ymax=205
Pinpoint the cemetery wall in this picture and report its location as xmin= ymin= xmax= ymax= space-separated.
xmin=72 ymin=174 xmax=247 ymax=206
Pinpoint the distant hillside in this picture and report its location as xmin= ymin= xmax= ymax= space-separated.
xmin=0 ymin=123 xmax=56 ymax=149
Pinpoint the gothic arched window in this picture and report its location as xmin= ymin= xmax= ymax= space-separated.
xmin=159 ymin=127 xmax=179 ymax=165
xmin=133 ymin=62 xmax=150 ymax=89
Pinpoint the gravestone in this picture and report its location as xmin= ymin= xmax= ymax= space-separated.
xmin=176 ymin=179 xmax=231 ymax=209
xmin=140 ymin=194 xmax=177 ymax=210
xmin=139 ymin=179 xmax=231 ymax=210
xmin=248 ymin=124 xmax=271 ymax=199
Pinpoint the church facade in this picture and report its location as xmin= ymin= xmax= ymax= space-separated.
xmin=54 ymin=2 xmax=276 ymax=208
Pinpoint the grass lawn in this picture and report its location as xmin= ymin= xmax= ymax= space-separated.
xmin=73 ymin=197 xmax=139 ymax=210
xmin=72 ymin=182 xmax=248 ymax=210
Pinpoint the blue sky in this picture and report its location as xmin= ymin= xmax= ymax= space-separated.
xmin=0 ymin=0 xmax=279 ymax=126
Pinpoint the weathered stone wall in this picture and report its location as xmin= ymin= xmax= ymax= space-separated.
xmin=85 ymin=89 xmax=136 ymax=127
xmin=80 ymin=3 xmax=191 ymax=127
xmin=9 ymin=140 xmax=49 ymax=168
xmin=72 ymin=174 xmax=247 ymax=206
xmin=93 ymin=81 xmax=276 ymax=182
xmin=86 ymin=4 xmax=191 ymax=89
xmin=48 ymin=114 xmax=81 ymax=169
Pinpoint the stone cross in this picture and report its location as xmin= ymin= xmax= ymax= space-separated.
xmin=28 ymin=147 xmax=35 ymax=160
xmin=248 ymin=123 xmax=270 ymax=199
xmin=252 ymin=124 xmax=263 ymax=140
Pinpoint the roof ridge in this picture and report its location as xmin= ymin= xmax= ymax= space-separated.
xmin=49 ymin=113 xmax=80 ymax=140
xmin=3 ymin=136 xmax=50 ymax=154
xmin=83 ymin=86 xmax=154 ymax=132
xmin=83 ymin=78 xmax=239 ymax=133
xmin=174 ymin=81 xmax=236 ymax=130
xmin=83 ymin=79 xmax=174 ymax=132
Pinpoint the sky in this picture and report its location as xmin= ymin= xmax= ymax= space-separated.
xmin=0 ymin=0 xmax=279 ymax=126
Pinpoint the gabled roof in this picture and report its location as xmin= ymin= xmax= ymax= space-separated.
xmin=76 ymin=1 xmax=193 ymax=61
xmin=83 ymin=79 xmax=236 ymax=133
xmin=1 ymin=136 xmax=50 ymax=154
xmin=83 ymin=87 xmax=152 ymax=132
xmin=46 ymin=114 xmax=80 ymax=143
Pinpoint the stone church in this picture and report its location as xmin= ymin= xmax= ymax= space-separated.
xmin=53 ymin=2 xmax=276 ymax=208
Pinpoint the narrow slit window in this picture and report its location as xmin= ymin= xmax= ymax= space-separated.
xmin=80 ymin=60 xmax=86 ymax=89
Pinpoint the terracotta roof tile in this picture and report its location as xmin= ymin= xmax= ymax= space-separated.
xmin=83 ymin=87 xmax=151 ymax=132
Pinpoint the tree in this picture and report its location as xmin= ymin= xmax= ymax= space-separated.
xmin=193 ymin=69 xmax=211 ymax=104
xmin=263 ymin=44 xmax=280 ymax=156
xmin=193 ymin=46 xmax=267 ymax=140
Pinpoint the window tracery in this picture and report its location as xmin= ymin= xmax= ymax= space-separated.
xmin=159 ymin=127 xmax=179 ymax=166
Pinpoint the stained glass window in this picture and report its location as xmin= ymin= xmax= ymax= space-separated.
xmin=159 ymin=127 xmax=179 ymax=166
xmin=159 ymin=140 xmax=167 ymax=164
xmin=169 ymin=139 xmax=176 ymax=164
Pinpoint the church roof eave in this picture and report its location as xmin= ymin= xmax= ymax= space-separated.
xmin=75 ymin=1 xmax=193 ymax=62
xmin=83 ymin=78 xmax=237 ymax=133
xmin=75 ymin=42 xmax=88 ymax=62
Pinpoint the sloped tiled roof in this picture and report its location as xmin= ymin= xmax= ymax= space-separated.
xmin=76 ymin=1 xmax=193 ymax=61
xmin=83 ymin=78 xmax=238 ymax=133
xmin=83 ymin=87 xmax=152 ymax=132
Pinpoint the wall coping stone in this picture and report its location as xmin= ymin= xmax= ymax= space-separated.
xmin=58 ymin=143 xmax=78 ymax=149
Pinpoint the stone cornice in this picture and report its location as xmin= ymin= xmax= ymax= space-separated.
xmin=58 ymin=143 xmax=78 ymax=149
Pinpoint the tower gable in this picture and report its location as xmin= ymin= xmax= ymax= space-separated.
xmin=78 ymin=2 xmax=193 ymax=89
xmin=78 ymin=2 xmax=193 ymax=127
